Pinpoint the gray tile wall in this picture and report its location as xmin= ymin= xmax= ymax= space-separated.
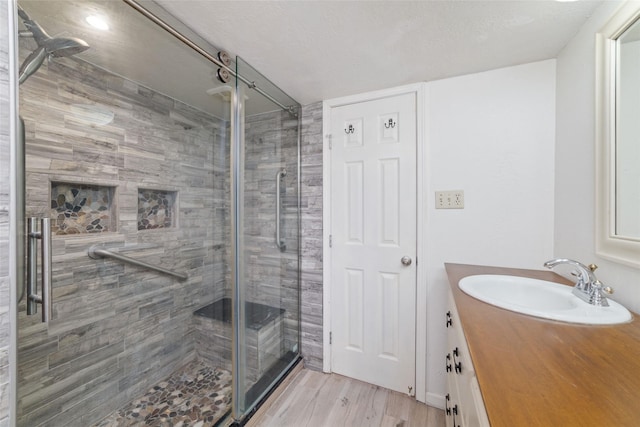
xmin=300 ymin=102 xmax=323 ymax=371
xmin=18 ymin=52 xmax=229 ymax=426
xmin=243 ymin=109 xmax=300 ymax=358
xmin=0 ymin=2 xmax=11 ymax=425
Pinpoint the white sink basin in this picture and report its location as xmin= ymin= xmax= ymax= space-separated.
xmin=458 ymin=275 xmax=632 ymax=325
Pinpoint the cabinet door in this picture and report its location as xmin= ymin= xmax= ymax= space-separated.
xmin=446 ymin=290 xmax=490 ymax=427
xmin=446 ymin=292 xmax=465 ymax=427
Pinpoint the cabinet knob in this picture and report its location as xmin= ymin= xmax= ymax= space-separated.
xmin=453 ymin=404 xmax=460 ymax=427
xmin=445 ymin=393 xmax=451 ymax=416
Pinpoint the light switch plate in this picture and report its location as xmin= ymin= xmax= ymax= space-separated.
xmin=435 ymin=190 xmax=464 ymax=209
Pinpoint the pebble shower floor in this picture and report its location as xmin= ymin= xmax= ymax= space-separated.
xmin=94 ymin=360 xmax=232 ymax=427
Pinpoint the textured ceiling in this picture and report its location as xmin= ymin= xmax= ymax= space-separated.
xmin=156 ymin=0 xmax=608 ymax=105
xmin=19 ymin=1 xmax=609 ymax=109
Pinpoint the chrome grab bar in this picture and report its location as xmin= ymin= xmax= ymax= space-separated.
xmin=276 ymin=168 xmax=287 ymax=252
xmin=88 ymin=245 xmax=188 ymax=281
xmin=27 ymin=217 xmax=52 ymax=322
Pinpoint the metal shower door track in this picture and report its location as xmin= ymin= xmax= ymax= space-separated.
xmin=122 ymin=0 xmax=297 ymax=115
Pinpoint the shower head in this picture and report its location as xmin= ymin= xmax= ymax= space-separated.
xmin=17 ymin=5 xmax=90 ymax=84
xmin=42 ymin=36 xmax=90 ymax=58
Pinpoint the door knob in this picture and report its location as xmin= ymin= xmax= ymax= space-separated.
xmin=401 ymin=256 xmax=412 ymax=266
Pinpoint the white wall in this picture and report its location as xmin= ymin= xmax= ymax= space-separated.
xmin=555 ymin=0 xmax=640 ymax=316
xmin=424 ymin=60 xmax=557 ymax=403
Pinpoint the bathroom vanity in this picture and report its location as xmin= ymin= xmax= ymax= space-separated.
xmin=445 ymin=263 xmax=640 ymax=426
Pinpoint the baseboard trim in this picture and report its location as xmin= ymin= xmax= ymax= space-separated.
xmin=426 ymin=392 xmax=445 ymax=410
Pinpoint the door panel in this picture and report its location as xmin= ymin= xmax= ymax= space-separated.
xmin=380 ymin=158 xmax=400 ymax=245
xmin=330 ymin=93 xmax=417 ymax=394
xmin=379 ymin=271 xmax=400 ymax=359
xmin=345 ymin=268 xmax=364 ymax=351
xmin=345 ymin=161 xmax=364 ymax=243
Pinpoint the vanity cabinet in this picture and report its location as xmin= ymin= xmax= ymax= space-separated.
xmin=444 ymin=263 xmax=640 ymax=426
xmin=445 ymin=289 xmax=490 ymax=427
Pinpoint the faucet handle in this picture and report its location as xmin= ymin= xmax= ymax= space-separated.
xmin=590 ymin=280 xmax=612 ymax=306
xmin=589 ymin=264 xmax=598 ymax=272
xmin=592 ymin=278 xmax=613 ymax=294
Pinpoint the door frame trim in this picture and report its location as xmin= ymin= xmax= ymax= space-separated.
xmin=322 ymin=83 xmax=428 ymax=402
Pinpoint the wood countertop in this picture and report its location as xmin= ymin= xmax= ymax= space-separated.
xmin=445 ymin=263 xmax=640 ymax=427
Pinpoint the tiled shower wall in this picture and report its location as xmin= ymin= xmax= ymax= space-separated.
xmin=300 ymin=102 xmax=323 ymax=371
xmin=18 ymin=51 xmax=229 ymax=426
xmin=0 ymin=2 xmax=12 ymax=425
xmin=243 ymin=109 xmax=300 ymax=355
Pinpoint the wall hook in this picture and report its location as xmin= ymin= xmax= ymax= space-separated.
xmin=345 ymin=124 xmax=355 ymax=134
xmin=384 ymin=118 xmax=396 ymax=129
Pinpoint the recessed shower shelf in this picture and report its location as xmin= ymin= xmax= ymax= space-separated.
xmin=137 ymin=188 xmax=177 ymax=230
xmin=50 ymin=182 xmax=116 ymax=235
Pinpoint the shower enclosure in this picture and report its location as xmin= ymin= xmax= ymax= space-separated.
xmin=13 ymin=1 xmax=301 ymax=425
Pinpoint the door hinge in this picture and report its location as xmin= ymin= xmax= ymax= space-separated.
xmin=326 ymin=133 xmax=332 ymax=149
xmin=329 ymin=234 xmax=332 ymax=248
xmin=330 ymin=331 xmax=332 ymax=345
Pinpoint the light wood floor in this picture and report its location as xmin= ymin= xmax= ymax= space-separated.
xmin=248 ymin=368 xmax=446 ymax=427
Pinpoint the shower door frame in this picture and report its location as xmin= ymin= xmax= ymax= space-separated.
xmin=8 ymin=0 xmax=21 ymax=424
xmin=231 ymin=60 xmax=303 ymax=421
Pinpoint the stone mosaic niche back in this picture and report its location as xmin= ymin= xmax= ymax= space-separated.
xmin=138 ymin=189 xmax=177 ymax=230
xmin=50 ymin=182 xmax=115 ymax=235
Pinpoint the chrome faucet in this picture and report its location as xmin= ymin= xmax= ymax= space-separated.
xmin=543 ymin=258 xmax=613 ymax=307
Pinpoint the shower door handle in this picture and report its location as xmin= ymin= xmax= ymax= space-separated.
xmin=17 ymin=117 xmax=26 ymax=303
xmin=276 ymin=168 xmax=287 ymax=252
xmin=27 ymin=217 xmax=52 ymax=322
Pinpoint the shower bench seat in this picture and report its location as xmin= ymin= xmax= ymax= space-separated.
xmin=193 ymin=298 xmax=285 ymax=386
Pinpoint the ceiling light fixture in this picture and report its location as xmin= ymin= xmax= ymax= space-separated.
xmin=86 ymin=15 xmax=109 ymax=31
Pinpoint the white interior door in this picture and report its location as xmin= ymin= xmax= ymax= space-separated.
xmin=329 ymin=93 xmax=417 ymax=394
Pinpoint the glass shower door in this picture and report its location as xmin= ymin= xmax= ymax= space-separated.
xmin=233 ymin=56 xmax=301 ymax=419
xmin=16 ymin=1 xmax=232 ymax=425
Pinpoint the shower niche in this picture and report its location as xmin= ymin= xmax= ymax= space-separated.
xmin=137 ymin=188 xmax=177 ymax=230
xmin=50 ymin=182 xmax=116 ymax=235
